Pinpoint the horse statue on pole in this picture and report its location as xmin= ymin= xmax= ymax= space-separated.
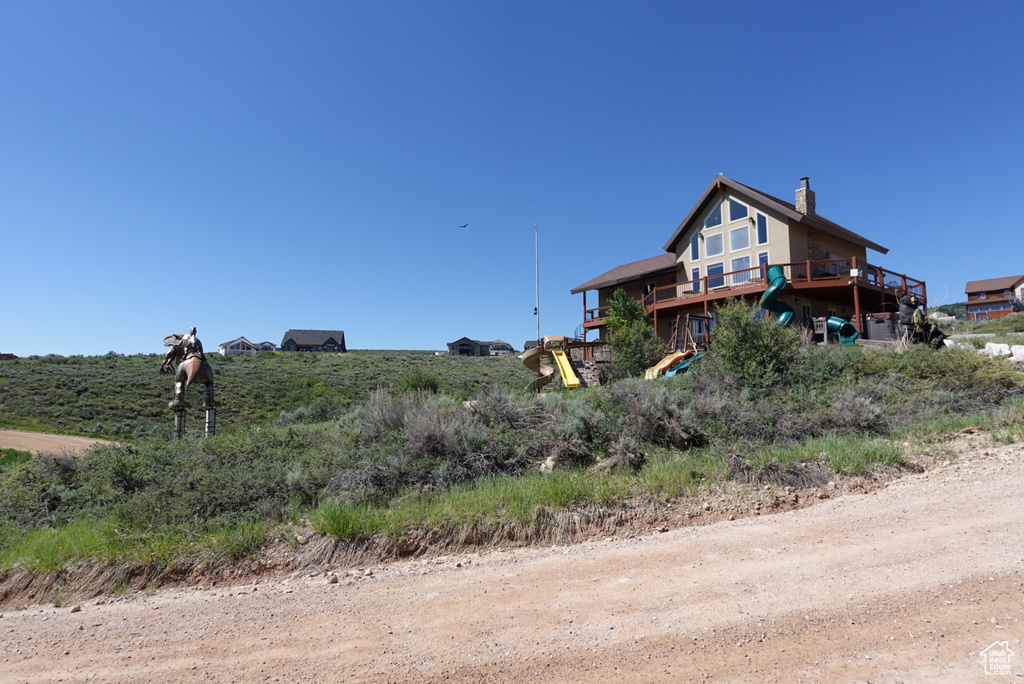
xmin=160 ymin=327 xmax=215 ymax=439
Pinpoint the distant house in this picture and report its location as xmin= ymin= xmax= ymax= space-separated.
xmin=219 ymin=337 xmax=258 ymax=356
xmin=0 ymin=353 xmax=17 ymax=361
xmin=218 ymin=337 xmax=279 ymax=355
xmin=522 ymin=339 xmax=541 ymax=352
xmin=965 ymin=275 xmax=1024 ymax=321
xmin=447 ymin=337 xmax=514 ymax=357
xmin=280 ymin=329 xmax=347 ymax=353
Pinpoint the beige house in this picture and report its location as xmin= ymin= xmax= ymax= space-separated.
xmin=574 ymin=175 xmax=926 ymax=344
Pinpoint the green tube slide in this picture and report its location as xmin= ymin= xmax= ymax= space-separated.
xmin=826 ymin=317 xmax=859 ymax=345
xmin=760 ymin=265 xmax=794 ymax=327
xmin=759 ymin=265 xmax=858 ymax=344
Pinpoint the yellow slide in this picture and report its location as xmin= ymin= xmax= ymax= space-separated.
xmin=523 ymin=335 xmax=580 ymax=390
xmin=551 ymin=349 xmax=580 ymax=388
xmin=644 ymin=351 xmax=691 ymax=380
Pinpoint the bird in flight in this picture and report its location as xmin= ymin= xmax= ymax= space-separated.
xmin=458 ymin=224 xmax=469 ymax=228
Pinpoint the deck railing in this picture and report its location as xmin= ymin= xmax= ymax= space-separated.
xmin=583 ymin=258 xmax=924 ymax=326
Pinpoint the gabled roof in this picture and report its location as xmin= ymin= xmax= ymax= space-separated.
xmin=449 ymin=337 xmax=510 ymax=347
xmin=280 ymin=329 xmax=345 ymax=346
xmin=570 ymin=253 xmax=677 ymax=294
xmin=219 ymin=336 xmax=255 ymax=348
xmin=663 ymin=174 xmax=888 ymax=255
xmin=965 ymin=275 xmax=1024 ymax=294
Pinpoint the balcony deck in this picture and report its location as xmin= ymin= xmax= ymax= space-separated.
xmin=583 ymin=257 xmax=925 ymax=332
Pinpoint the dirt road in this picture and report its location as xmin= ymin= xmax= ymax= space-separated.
xmin=0 ymin=428 xmax=111 ymax=456
xmin=3 ymin=438 xmax=1023 ymax=683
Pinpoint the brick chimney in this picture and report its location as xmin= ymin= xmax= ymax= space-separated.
xmin=795 ymin=177 xmax=815 ymax=216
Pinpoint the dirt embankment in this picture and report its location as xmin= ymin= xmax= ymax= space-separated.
xmin=1 ymin=434 xmax=1022 ymax=682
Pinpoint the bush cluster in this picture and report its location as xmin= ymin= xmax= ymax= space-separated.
xmin=1 ymin=308 xmax=1021 ymax=564
xmin=1 ymin=336 xmax=1019 ymax=540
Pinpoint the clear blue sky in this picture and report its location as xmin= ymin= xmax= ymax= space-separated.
xmin=2 ymin=1 xmax=1021 ymax=357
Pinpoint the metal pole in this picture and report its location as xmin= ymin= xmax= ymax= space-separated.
xmin=535 ymin=222 xmax=540 ymax=345
xmin=173 ymin=409 xmax=185 ymax=440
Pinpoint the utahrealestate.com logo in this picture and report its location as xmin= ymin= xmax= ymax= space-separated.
xmin=981 ymin=641 xmax=1015 ymax=676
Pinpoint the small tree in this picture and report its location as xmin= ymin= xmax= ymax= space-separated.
xmin=709 ymin=298 xmax=800 ymax=390
xmin=606 ymin=288 xmax=666 ymax=378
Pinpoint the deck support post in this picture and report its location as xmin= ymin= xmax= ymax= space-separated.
xmin=852 ymin=257 xmax=862 ymax=333
xmin=582 ymin=291 xmax=587 ymax=343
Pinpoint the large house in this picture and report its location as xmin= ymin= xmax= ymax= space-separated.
xmin=280 ymin=330 xmax=347 ymax=353
xmin=218 ymin=337 xmax=277 ymax=355
xmin=572 ymin=175 xmax=926 ymax=344
xmin=447 ymin=337 xmax=514 ymax=357
xmin=964 ymin=275 xmax=1024 ymax=320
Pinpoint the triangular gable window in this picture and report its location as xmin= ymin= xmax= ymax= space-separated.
xmin=728 ymin=198 xmax=748 ymax=221
xmin=704 ymin=201 xmax=722 ymax=228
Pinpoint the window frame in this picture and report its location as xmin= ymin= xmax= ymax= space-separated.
xmin=729 ymin=226 xmax=750 ymax=252
xmin=706 ymin=262 xmax=725 ymax=289
xmin=704 ymin=201 xmax=723 ymax=229
xmin=705 ymin=233 xmax=724 ymax=258
xmin=727 ymin=198 xmax=748 ymax=222
xmin=731 ymin=256 xmax=751 ymax=285
xmin=756 ymin=213 xmax=769 ymax=245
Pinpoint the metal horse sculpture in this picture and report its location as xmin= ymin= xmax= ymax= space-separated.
xmin=161 ymin=328 xmax=216 ymax=439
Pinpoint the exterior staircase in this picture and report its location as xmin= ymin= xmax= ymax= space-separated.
xmin=572 ymin=358 xmax=601 ymax=387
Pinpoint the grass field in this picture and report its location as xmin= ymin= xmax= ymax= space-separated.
xmin=0 ymin=350 xmax=535 ymax=438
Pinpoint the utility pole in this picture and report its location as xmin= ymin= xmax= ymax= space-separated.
xmin=535 ymin=222 xmax=540 ymax=345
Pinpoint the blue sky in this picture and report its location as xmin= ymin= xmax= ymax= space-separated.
xmin=2 ymin=1 xmax=1021 ymax=356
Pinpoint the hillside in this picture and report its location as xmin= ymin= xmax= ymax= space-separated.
xmin=0 ymin=350 xmax=534 ymax=437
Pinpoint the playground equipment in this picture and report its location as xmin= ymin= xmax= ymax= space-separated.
xmin=523 ymin=335 xmax=583 ymax=391
xmin=820 ymin=317 xmax=859 ymax=345
xmin=760 ymin=265 xmax=794 ymax=327
xmin=645 ymin=314 xmax=710 ymax=379
xmin=762 ymin=265 xmax=858 ymax=345
xmin=644 ymin=349 xmax=703 ymax=379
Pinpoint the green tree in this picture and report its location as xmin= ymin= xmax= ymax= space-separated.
xmin=709 ymin=298 xmax=800 ymax=390
xmin=606 ymin=288 xmax=666 ymax=378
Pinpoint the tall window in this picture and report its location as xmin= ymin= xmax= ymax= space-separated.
xmin=705 ymin=234 xmax=724 ymax=257
xmin=707 ymin=262 xmax=725 ymax=289
xmin=756 ymin=214 xmax=768 ymax=244
xmin=690 ymin=234 xmax=699 ymax=261
xmin=730 ymin=226 xmax=749 ymax=251
xmin=732 ymin=256 xmax=751 ymax=284
xmin=691 ymin=267 xmax=700 ymax=292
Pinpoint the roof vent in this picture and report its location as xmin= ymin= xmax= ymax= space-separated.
xmin=796 ymin=177 xmax=816 ymax=216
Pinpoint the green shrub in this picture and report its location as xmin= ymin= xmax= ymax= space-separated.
xmin=605 ymin=288 xmax=666 ymax=378
xmin=709 ymin=299 xmax=801 ymax=390
xmin=394 ymin=368 xmax=441 ymax=394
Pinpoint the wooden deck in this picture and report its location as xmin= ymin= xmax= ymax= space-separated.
xmin=583 ymin=257 xmax=926 ymax=335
